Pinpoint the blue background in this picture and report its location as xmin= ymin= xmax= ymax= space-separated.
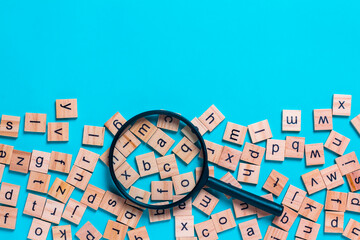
xmin=1 ymin=0 xmax=360 ymax=239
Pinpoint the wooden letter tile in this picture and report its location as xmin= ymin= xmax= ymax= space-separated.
xmin=130 ymin=118 xmax=157 ymax=142
xmin=0 ymin=164 xmax=4 ymax=183
xmin=343 ymin=219 xmax=360 ymax=240
xmin=172 ymin=172 xmax=196 ymax=195
xmin=117 ymin=203 xmax=143 ymax=229
xmin=28 ymin=218 xmax=51 ymax=240
xmin=151 ymin=181 xmax=173 ymax=201
xmin=52 ymin=225 xmax=72 ymax=240
xmin=333 ymin=94 xmax=351 ymax=116
xmin=266 ymin=139 xmax=285 ymax=161
xmin=104 ymin=112 xmax=127 ymax=136
xmin=346 ymin=192 xmax=360 ymax=213
xmin=149 ymin=203 xmax=171 ymax=223
xmin=0 ymin=115 xmax=20 ymax=138
xmin=156 ymin=154 xmax=179 ymax=179
xmin=56 ymin=99 xmax=78 ymax=119
xmin=49 ymin=151 xmax=72 ymax=174
xmin=181 ymin=117 xmax=208 ymax=143
xmin=325 ymin=211 xmax=344 ymax=233
xmin=282 ymin=185 xmax=307 ymax=211
xmin=324 ymin=130 xmax=350 ymax=155
xmin=29 ymin=150 xmax=51 ymax=173
xmin=80 ymin=184 xmax=105 ymax=210
xmin=282 ymin=110 xmax=301 ymax=132
xmin=232 ymin=198 xmax=257 ymax=218
xmin=9 ymin=149 xmax=31 ymax=174
xmin=351 ymin=114 xmax=360 ymax=135
xmin=262 ymin=170 xmax=288 ymax=196
xmin=298 ymin=197 xmax=323 ymax=222
xmin=157 ymin=114 xmax=180 ymax=132
xmin=0 ymin=182 xmax=20 ymax=207
xmin=200 ymin=140 xmax=223 ymax=164
xmin=325 ymin=190 xmax=347 ymax=212
xmin=217 ymin=146 xmax=241 ymax=171
xmin=336 ymin=152 xmax=360 ymax=176
xmin=238 ymin=218 xmax=262 ymax=240
xmin=74 ymin=148 xmax=100 ymax=173
xmin=301 ymin=169 xmax=326 ymax=195
xmin=136 ymin=152 xmax=158 ymax=177
xmin=237 ymin=163 xmax=260 ymax=185
xmin=103 ymin=220 xmax=128 ymax=240
xmin=23 ymin=193 xmax=46 ymax=218
xmin=41 ymin=199 xmax=65 ymax=224
xmin=47 ymin=122 xmax=69 ymax=142
xmin=305 ymin=143 xmax=325 ymax=166
xmin=66 ymin=165 xmax=92 ymax=191
xmin=0 ymin=206 xmax=17 ymax=229
xmin=0 ymin=144 xmax=14 ymax=165
xmin=240 ymin=142 xmax=265 ymax=166
xmin=195 ymin=219 xmax=218 ymax=240
xmin=76 ymin=222 xmax=102 ymax=240
xmin=272 ymin=206 xmax=298 ymax=231
xmin=295 ymin=218 xmax=320 ymax=239
xmin=172 ymin=137 xmax=200 ymax=164
xmin=175 ymin=216 xmax=195 ymax=238
xmin=211 ymin=209 xmax=236 ymax=233
xmin=99 ymin=191 xmax=125 ymax=216
xmin=115 ymin=130 xmax=141 ymax=157
xmin=313 ymin=109 xmax=333 ymax=131
xmin=173 ymin=195 xmax=192 ymax=216
xmin=126 ymin=186 xmax=151 ymax=209
xmin=264 ymin=226 xmax=288 ymax=240
xmin=346 ymin=169 xmax=360 ymax=192
xmin=147 ymin=128 xmax=175 ymax=156
xmin=27 ymin=171 xmax=51 ymax=193
xmin=285 ymin=136 xmax=305 ymax=159
xmin=115 ymin=162 xmax=140 ymax=189
xmin=24 ymin=113 xmax=47 ymax=133
xmin=193 ymin=189 xmax=219 ymax=215
xmin=198 ymin=105 xmax=225 ymax=132
xmin=256 ymin=194 xmax=274 ymax=218
xmin=220 ymin=172 xmax=242 ymax=199
xmin=62 ymin=198 xmax=87 ymax=225
xmin=48 ymin=177 xmax=75 ymax=203
xmin=82 ymin=125 xmax=105 ymax=146
xmin=320 ymin=164 xmax=344 ymax=189
xmin=248 ymin=119 xmax=272 ymax=143
xmin=222 ymin=122 xmax=247 ymax=146
xmin=128 ymin=226 xmax=149 ymax=240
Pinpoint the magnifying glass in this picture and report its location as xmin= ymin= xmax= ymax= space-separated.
xmin=108 ymin=110 xmax=283 ymax=216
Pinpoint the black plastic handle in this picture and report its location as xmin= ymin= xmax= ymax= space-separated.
xmin=206 ymin=176 xmax=284 ymax=216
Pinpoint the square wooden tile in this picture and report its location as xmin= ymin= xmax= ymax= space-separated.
xmin=313 ymin=109 xmax=333 ymax=131
xmin=76 ymin=221 xmax=102 ymax=240
xmin=217 ymin=146 xmax=241 ymax=171
xmin=237 ymin=163 xmax=260 ymax=185
xmin=0 ymin=115 xmax=20 ymax=138
xmin=9 ymin=149 xmax=31 ymax=174
xmin=325 ymin=211 xmax=344 ymax=233
xmin=320 ymin=164 xmax=344 ymax=189
xmin=149 ymin=203 xmax=171 ymax=223
xmin=151 ymin=181 xmax=173 ymax=201
xmin=282 ymin=110 xmax=301 ymax=132
xmin=222 ymin=122 xmax=247 ymax=146
xmin=173 ymin=195 xmax=192 ymax=216
xmin=126 ymin=186 xmax=151 ymax=209
xmin=80 ymin=184 xmax=105 ymax=210
xmin=301 ymin=169 xmax=326 ymax=195
xmin=272 ymin=206 xmax=298 ymax=231
xmin=351 ymin=114 xmax=360 ymax=135
xmin=0 ymin=164 xmax=4 ymax=183
xmin=128 ymin=226 xmax=149 ymax=240
xmin=199 ymin=140 xmax=223 ymax=164
xmin=172 ymin=172 xmax=195 ymax=195
xmin=56 ymin=99 xmax=78 ymax=119
xmin=23 ymin=193 xmax=46 ymax=218
xmin=282 ymin=185 xmax=307 ymax=211
xmin=0 ymin=206 xmax=17 ymax=229
xmin=238 ymin=218 xmax=262 ymax=240
xmin=325 ymin=190 xmax=347 ymax=212
xmin=28 ymin=218 xmax=51 ymax=240
xmin=262 ymin=170 xmax=288 ymax=196
xmin=346 ymin=192 xmax=360 ymax=213
xmin=104 ymin=112 xmax=127 ymax=136
xmin=333 ymin=94 xmax=351 ymax=116
xmin=265 ymin=139 xmax=285 ymax=161
xmin=256 ymin=194 xmax=274 ymax=218
xmin=103 ymin=220 xmax=128 ymax=240
xmin=305 ymin=143 xmax=325 ymax=166
xmin=219 ymin=172 xmax=242 ymax=199
xmin=135 ymin=151 xmax=158 ymax=177
xmin=27 ymin=171 xmax=51 ymax=194
xmin=49 ymin=151 xmax=72 ymax=174
xmin=100 ymin=147 xmax=126 ymax=170
xmin=195 ymin=166 xmax=215 ymax=185
xmin=48 ymin=177 xmax=74 ymax=203
xmin=324 ymin=130 xmax=350 ymax=155
xmin=193 ymin=189 xmax=219 ymax=215
xmin=82 ymin=125 xmax=105 ymax=146
xmin=115 ymin=161 xmax=140 ymax=190
xmin=99 ymin=191 xmax=125 ymax=216
xmin=232 ymin=198 xmax=257 ymax=218
xmin=264 ymin=226 xmax=288 ymax=240
xmin=29 ymin=150 xmax=51 ymax=173
xmin=181 ymin=117 xmax=208 ymax=143
xmin=240 ymin=142 xmax=265 ymax=165
xmin=346 ymin=169 xmax=360 ymax=192
xmin=115 ymin=130 xmax=141 ymax=157
xmin=211 ymin=209 xmax=236 ymax=233
xmin=52 ymin=225 xmax=72 ymax=240
xmin=41 ymin=199 xmax=65 ymax=224
xmin=285 ymin=136 xmax=305 ymax=159
xmin=0 ymin=144 xmax=14 ymax=165
xmin=66 ymin=166 xmax=92 ymax=191
xmin=298 ymin=197 xmax=323 ymax=222
xmin=47 ymin=122 xmax=69 ymax=142
xmin=248 ymin=119 xmax=272 ymax=143
xmin=74 ymin=148 xmax=100 ymax=173
xmin=198 ymin=105 xmax=225 ymax=132
xmin=175 ymin=216 xmax=195 ymax=238
xmin=157 ymin=114 xmax=180 ymax=132
xmin=147 ymin=128 xmax=175 ymax=156
xmin=172 ymin=136 xmax=200 ymax=164
xmin=343 ymin=219 xmax=360 ymax=240
xmin=0 ymin=182 xmax=20 ymax=207
xmin=24 ymin=113 xmax=47 ymax=133
xmin=336 ymin=152 xmax=360 ymax=176
xmin=295 ymin=218 xmax=320 ymax=239
xmin=130 ymin=118 xmax=157 ymax=142
xmin=117 ymin=203 xmax=143 ymax=229
xmin=156 ymin=154 xmax=179 ymax=179
xmin=195 ymin=219 xmax=218 ymax=240
xmin=62 ymin=198 xmax=87 ymax=225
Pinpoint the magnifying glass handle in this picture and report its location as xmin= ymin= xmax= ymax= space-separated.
xmin=206 ymin=176 xmax=284 ymax=216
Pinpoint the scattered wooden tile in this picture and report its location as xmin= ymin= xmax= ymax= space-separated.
xmin=172 ymin=137 xmax=200 ymax=164
xmin=217 ymin=146 xmax=241 ymax=171
xmin=76 ymin=221 xmax=102 ymax=240
xmin=74 ymin=148 xmax=100 ymax=173
xmin=49 ymin=151 xmax=72 ymax=174
xmin=62 ymin=198 xmax=87 ymax=225
xmin=346 ymin=169 xmax=360 ymax=192
xmin=173 ymin=195 xmax=192 ymax=216
xmin=103 ymin=220 xmax=128 ymax=240
xmin=313 ymin=109 xmax=333 ymax=131
xmin=266 ymin=139 xmax=285 ymax=161
xmin=295 ymin=218 xmax=320 ymax=239
xmin=48 ymin=177 xmax=75 ymax=203
xmin=126 ymin=186 xmax=151 ymax=209
xmin=181 ymin=117 xmax=208 ymax=143
xmin=285 ymin=136 xmax=305 ymax=159
xmin=0 ymin=182 xmax=20 ymax=207
xmin=211 ymin=209 xmax=236 ymax=233
xmin=343 ymin=219 xmax=360 ymax=239
xmin=156 ymin=154 xmax=179 ymax=179
xmin=56 ymin=99 xmax=78 ymax=119
xmin=262 ymin=170 xmax=288 ymax=196
xmin=29 ymin=150 xmax=51 ymax=173
xmin=232 ymin=198 xmax=257 ymax=218
xmin=147 ymin=128 xmax=175 ymax=156
xmin=157 ymin=114 xmax=180 ymax=132
xmin=320 ymin=164 xmax=344 ymax=190
xmin=115 ymin=161 xmax=140 ymax=189
xmin=0 ymin=164 xmax=4 ymax=183
xmin=351 ymin=114 xmax=360 ymax=135
xmin=66 ymin=165 xmax=92 ymax=191
xmin=99 ymin=191 xmax=125 ymax=216
xmin=80 ymin=184 xmax=105 ymax=210
xmin=324 ymin=130 xmax=350 ymax=155
xmin=47 ymin=122 xmax=69 ymax=142
xmin=151 ymin=181 xmax=173 ymax=201
xmin=199 ymin=105 xmax=225 ymax=132
xmin=130 ymin=118 xmax=157 ymax=142
xmin=0 ymin=115 xmax=20 ymax=138
xmin=0 ymin=143 xmax=14 ymax=165
xmin=333 ymin=94 xmax=352 ymax=116
xmin=135 ymin=152 xmax=158 ymax=177
xmin=238 ymin=218 xmax=262 ymax=240
xmin=24 ymin=113 xmax=47 ymax=133
xmin=199 ymin=140 xmax=223 ymax=164
xmin=27 ymin=171 xmax=51 ymax=194
xmin=115 ymin=130 xmax=141 ymax=157
xmin=272 ymin=206 xmax=298 ymax=232
xmin=195 ymin=219 xmax=218 ymax=240
xmin=325 ymin=190 xmax=347 ymax=212
xmin=172 ymin=172 xmax=196 ymax=195
xmin=41 ymin=199 xmax=65 ymax=224
xmin=282 ymin=110 xmax=301 ymax=132
xmin=28 ymin=218 xmax=51 ymax=240
xmin=102 ymin=147 xmax=126 ymax=170
xmin=346 ymin=192 xmax=360 ymax=213
xmin=298 ymin=197 xmax=323 ymax=222
xmin=248 ymin=119 xmax=272 ymax=143
xmin=325 ymin=211 xmax=344 ymax=233
xmin=104 ymin=112 xmax=127 ymax=136
xmin=222 ymin=122 xmax=247 ymax=146
xmin=128 ymin=226 xmax=150 ymax=240
xmin=52 ymin=225 xmax=72 ymax=240
xmin=193 ymin=189 xmax=219 ymax=215
xmin=264 ymin=226 xmax=288 ymax=240
xmin=301 ymin=169 xmax=326 ymax=195
xmin=9 ymin=149 xmax=31 ymax=174
xmin=219 ymin=172 xmax=242 ymax=199
xmin=256 ymin=194 xmax=274 ymax=218
xmin=305 ymin=143 xmax=325 ymax=166
xmin=117 ymin=203 xmax=143 ymax=229
xmin=149 ymin=202 xmax=171 ymax=223
xmin=82 ymin=125 xmax=105 ymax=146
xmin=175 ymin=216 xmax=195 ymax=238
xmin=282 ymin=185 xmax=307 ymax=211
xmin=0 ymin=206 xmax=17 ymax=229
xmin=237 ymin=163 xmax=260 ymax=185
xmin=240 ymin=142 xmax=265 ymax=166
xmin=23 ymin=193 xmax=46 ymax=218
xmin=336 ymin=152 xmax=360 ymax=176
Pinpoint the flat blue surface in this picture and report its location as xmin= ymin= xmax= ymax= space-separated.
xmin=1 ymin=0 xmax=360 ymax=239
